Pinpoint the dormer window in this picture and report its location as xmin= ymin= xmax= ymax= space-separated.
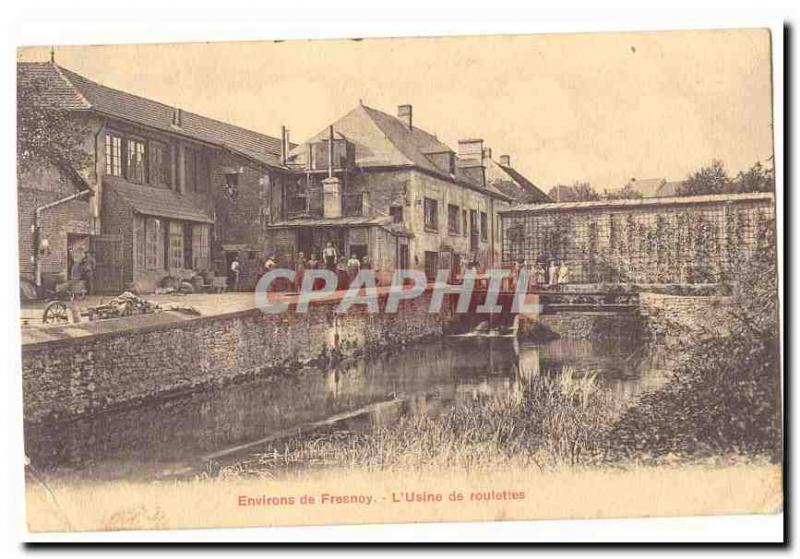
xmin=425 ymin=151 xmax=455 ymax=175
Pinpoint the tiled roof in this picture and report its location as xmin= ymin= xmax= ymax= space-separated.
xmin=287 ymin=103 xmax=511 ymax=201
xmin=487 ymin=160 xmax=550 ymax=203
xmin=500 ymin=191 xmax=774 ymax=215
xmin=655 ymin=180 xmax=684 ymax=197
xmin=105 ymin=177 xmax=214 ymax=223
xmin=18 ymin=62 xmax=284 ymax=168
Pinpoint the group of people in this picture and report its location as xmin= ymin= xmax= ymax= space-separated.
xmin=510 ymin=254 xmax=570 ymax=291
xmin=236 ymin=242 xmax=369 ymax=292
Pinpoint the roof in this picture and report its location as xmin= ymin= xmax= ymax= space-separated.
xmin=500 ymin=191 xmax=774 ymax=215
xmin=655 ymin=180 xmax=684 ymax=197
xmin=486 ymin=159 xmax=550 ymax=203
xmin=18 ymin=62 xmax=284 ymax=168
xmin=105 ymin=178 xmax=214 ymax=223
xmin=268 ymin=214 xmax=412 ymax=237
xmin=620 ymin=178 xmax=686 ymax=198
xmin=286 ymin=103 xmax=511 ymax=201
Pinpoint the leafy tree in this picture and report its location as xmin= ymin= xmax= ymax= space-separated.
xmin=547 ymin=181 xmax=600 ymax=202
xmin=676 ymin=159 xmax=730 ymax=196
xmin=17 ymin=74 xmax=91 ymax=179
xmin=730 ymin=161 xmax=775 ymax=194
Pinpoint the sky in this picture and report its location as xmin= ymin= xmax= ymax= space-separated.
xmin=19 ymin=29 xmax=774 ymax=190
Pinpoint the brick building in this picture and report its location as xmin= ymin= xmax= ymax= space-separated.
xmin=17 ymin=62 xmax=288 ymax=293
xmin=265 ymin=103 xmax=546 ymax=281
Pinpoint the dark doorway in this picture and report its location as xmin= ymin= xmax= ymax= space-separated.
xmin=91 ymin=234 xmax=124 ymax=293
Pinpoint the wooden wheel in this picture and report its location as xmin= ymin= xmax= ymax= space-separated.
xmin=42 ymin=301 xmax=70 ymax=324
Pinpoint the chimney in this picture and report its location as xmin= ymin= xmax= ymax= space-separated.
xmin=457 ymin=138 xmax=484 ymax=163
xmin=397 ymin=104 xmax=413 ymax=130
xmin=457 ymin=138 xmax=485 ymax=187
xmin=499 ymin=154 xmax=511 ymax=167
xmin=172 ymin=107 xmax=182 ymax=127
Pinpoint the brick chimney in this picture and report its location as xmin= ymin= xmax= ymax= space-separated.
xmin=457 ymin=138 xmax=484 ymax=163
xmin=457 ymin=138 xmax=485 ymax=187
xmin=397 ymin=104 xmax=413 ymax=130
xmin=499 ymin=154 xmax=511 ymax=167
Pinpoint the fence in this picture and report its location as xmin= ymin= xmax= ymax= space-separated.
xmin=500 ymin=192 xmax=775 ymax=284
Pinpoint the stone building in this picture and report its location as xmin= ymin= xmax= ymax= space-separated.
xmin=17 ymin=62 xmax=288 ymax=293
xmin=264 ymin=103 xmax=545 ymax=282
xmin=500 ymin=192 xmax=775 ymax=284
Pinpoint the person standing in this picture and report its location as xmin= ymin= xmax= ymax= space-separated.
xmin=548 ymin=260 xmax=558 ymax=289
xmin=82 ymin=250 xmax=96 ymax=295
xmin=557 ymin=261 xmax=570 ymax=292
xmin=322 ymin=242 xmax=338 ymax=272
xmin=347 ymin=253 xmax=361 ymax=286
xmin=294 ymin=252 xmax=307 ymax=292
xmin=230 ymin=256 xmax=241 ymax=292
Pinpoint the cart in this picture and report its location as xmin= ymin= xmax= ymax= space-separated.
xmin=42 ymin=291 xmax=159 ymax=325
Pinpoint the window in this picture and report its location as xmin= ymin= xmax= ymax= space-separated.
xmin=149 ymin=141 xmax=170 ymax=187
xmin=342 ymin=193 xmax=364 ymax=217
xmin=105 ymin=133 xmax=122 ymax=176
xmin=448 ymin=204 xmax=460 ymax=235
xmin=168 ymin=221 xmax=184 ymax=269
xmin=424 ymin=198 xmax=438 ymax=231
xmin=144 ymin=217 xmax=164 ymax=270
xmin=389 ymin=205 xmax=403 ymax=224
xmin=480 ymin=211 xmax=488 ymax=241
xmin=184 ymin=148 xmax=209 ymax=192
xmin=223 ymin=172 xmax=239 ymax=199
xmin=127 ymin=138 xmax=146 ymax=182
xmin=191 ymin=224 xmax=211 ymax=270
xmin=462 ymin=209 xmax=468 ymax=237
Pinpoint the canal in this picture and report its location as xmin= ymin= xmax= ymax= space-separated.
xmin=24 ymin=335 xmax=669 ymax=484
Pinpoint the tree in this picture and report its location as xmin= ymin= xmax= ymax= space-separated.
xmin=547 ymin=181 xmax=600 ymax=202
xmin=676 ymin=159 xmax=730 ymax=196
xmin=17 ymin=74 xmax=91 ymax=178
xmin=730 ymin=161 xmax=775 ymax=194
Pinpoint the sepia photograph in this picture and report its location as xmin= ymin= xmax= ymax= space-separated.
xmin=11 ymin=22 xmax=783 ymax=539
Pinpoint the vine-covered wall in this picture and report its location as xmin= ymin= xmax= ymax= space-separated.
xmin=501 ymin=193 xmax=775 ymax=284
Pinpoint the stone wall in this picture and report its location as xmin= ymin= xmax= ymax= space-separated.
xmin=520 ymin=312 xmax=641 ymax=341
xmin=21 ymin=290 xmax=454 ymax=424
xmin=638 ymin=292 xmax=732 ymax=344
xmin=501 ymin=192 xmax=775 ymax=284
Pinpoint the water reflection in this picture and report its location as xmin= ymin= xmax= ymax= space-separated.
xmin=24 ymin=336 xmax=666 ymax=483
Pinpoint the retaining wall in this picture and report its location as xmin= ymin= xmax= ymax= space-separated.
xmin=21 ymin=291 xmax=454 ymax=424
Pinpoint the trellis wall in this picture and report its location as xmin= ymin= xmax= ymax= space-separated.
xmin=501 ymin=194 xmax=775 ymax=284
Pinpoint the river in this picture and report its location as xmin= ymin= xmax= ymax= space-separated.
xmin=24 ymin=335 xmax=669 ymax=484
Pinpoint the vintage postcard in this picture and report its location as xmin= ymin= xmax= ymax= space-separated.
xmin=16 ymin=29 xmax=782 ymax=535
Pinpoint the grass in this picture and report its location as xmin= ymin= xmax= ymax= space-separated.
xmin=219 ymin=366 xmax=628 ymax=479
